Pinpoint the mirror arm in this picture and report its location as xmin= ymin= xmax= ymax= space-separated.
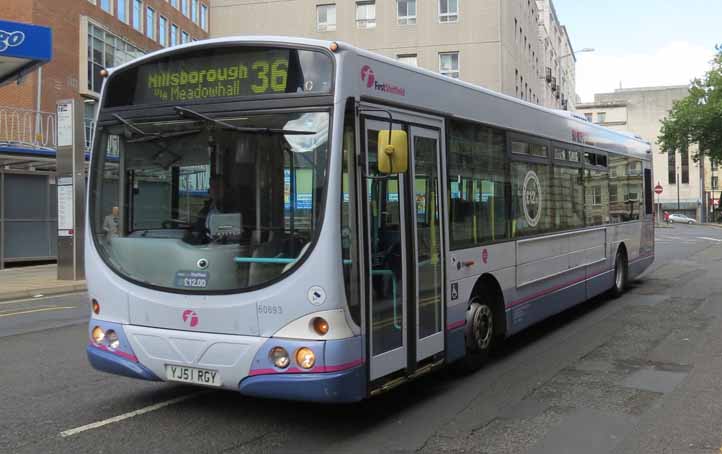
xmin=357 ymin=107 xmax=394 ymax=145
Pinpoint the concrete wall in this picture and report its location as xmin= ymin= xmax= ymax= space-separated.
xmin=210 ymin=0 xmax=572 ymax=105
xmin=577 ymin=86 xmax=709 ymax=218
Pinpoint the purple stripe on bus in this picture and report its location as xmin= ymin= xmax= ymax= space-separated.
xmin=506 ymin=253 xmax=654 ymax=310
xmin=249 ymin=358 xmax=364 ymax=377
xmin=89 ymin=343 xmax=138 ymax=363
xmin=447 ymin=320 xmax=465 ymax=330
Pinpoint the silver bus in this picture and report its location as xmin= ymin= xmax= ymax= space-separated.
xmin=86 ymin=36 xmax=654 ymax=402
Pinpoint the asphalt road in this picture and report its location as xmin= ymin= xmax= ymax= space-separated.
xmin=2 ymin=224 xmax=722 ymax=454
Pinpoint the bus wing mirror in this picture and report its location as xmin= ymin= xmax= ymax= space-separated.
xmin=377 ymin=130 xmax=408 ymax=174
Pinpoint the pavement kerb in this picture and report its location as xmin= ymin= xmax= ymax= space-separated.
xmin=703 ymin=223 xmax=722 ymax=229
xmin=0 ymin=284 xmax=87 ymax=303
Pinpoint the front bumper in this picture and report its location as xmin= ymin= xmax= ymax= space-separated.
xmin=87 ymin=344 xmax=160 ymax=381
xmin=87 ymin=319 xmax=367 ymax=401
xmin=239 ymin=365 xmax=366 ymax=403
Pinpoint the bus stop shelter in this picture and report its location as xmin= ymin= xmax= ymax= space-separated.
xmin=0 ymin=19 xmax=53 ymax=268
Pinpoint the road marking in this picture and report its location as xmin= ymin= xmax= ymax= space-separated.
xmin=699 ymin=237 xmax=722 ymax=242
xmin=0 ymin=306 xmax=76 ymax=317
xmin=0 ymin=291 xmax=86 ymax=306
xmin=60 ymin=391 xmax=209 ymax=438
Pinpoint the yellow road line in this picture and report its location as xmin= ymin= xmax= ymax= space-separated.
xmin=0 ymin=306 xmax=76 ymax=318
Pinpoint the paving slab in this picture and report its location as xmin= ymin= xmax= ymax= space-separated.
xmin=0 ymin=264 xmax=85 ymax=302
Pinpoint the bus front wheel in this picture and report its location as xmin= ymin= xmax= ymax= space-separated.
xmin=457 ymin=299 xmax=495 ymax=372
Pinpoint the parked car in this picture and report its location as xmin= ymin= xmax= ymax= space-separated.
xmin=668 ymin=213 xmax=697 ymax=224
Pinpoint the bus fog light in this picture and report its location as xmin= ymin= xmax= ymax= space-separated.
xmin=296 ymin=347 xmax=315 ymax=369
xmin=312 ymin=317 xmax=329 ymax=336
xmin=106 ymin=330 xmax=120 ymax=349
xmin=270 ymin=347 xmax=290 ymax=369
xmin=91 ymin=326 xmax=105 ymax=344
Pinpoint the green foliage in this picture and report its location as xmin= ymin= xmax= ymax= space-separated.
xmin=659 ymin=45 xmax=722 ymax=162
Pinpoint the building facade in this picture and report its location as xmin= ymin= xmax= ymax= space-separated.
xmin=577 ymin=86 xmax=717 ymax=221
xmin=210 ymin=0 xmax=576 ymax=109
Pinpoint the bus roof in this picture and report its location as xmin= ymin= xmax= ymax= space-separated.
xmin=103 ymin=35 xmax=651 ymax=158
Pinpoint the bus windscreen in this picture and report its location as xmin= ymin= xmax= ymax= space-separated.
xmin=103 ymin=46 xmax=333 ymax=107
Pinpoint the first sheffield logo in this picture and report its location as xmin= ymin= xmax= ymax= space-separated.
xmin=0 ymin=30 xmax=25 ymax=52
xmin=361 ymin=65 xmax=406 ymax=97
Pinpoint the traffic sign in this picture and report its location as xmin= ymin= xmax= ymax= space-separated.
xmin=654 ymin=183 xmax=663 ymax=195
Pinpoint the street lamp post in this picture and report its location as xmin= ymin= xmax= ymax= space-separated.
xmin=677 ymin=165 xmax=681 ymax=211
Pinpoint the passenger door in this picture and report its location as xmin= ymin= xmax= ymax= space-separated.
xmin=362 ymin=118 xmax=445 ymax=382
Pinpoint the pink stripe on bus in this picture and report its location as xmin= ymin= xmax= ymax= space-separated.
xmin=90 ymin=343 xmax=139 ymax=363
xmin=506 ymin=253 xmax=654 ymax=310
xmin=249 ymin=358 xmax=364 ymax=376
xmin=447 ymin=320 xmax=465 ymax=330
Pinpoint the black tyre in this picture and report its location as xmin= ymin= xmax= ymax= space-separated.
xmin=688 ymin=221 xmax=693 ymax=225
xmin=456 ymin=298 xmax=495 ymax=373
xmin=610 ymin=249 xmax=628 ymax=298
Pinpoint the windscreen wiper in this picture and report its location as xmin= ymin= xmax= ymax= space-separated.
xmin=174 ymin=106 xmax=316 ymax=135
xmin=113 ymin=113 xmax=201 ymax=143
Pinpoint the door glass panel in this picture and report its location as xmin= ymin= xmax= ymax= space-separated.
xmin=414 ymin=136 xmax=442 ymax=339
xmin=367 ymin=129 xmax=404 ymax=356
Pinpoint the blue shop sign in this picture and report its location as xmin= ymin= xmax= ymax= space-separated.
xmin=0 ymin=19 xmax=52 ymax=87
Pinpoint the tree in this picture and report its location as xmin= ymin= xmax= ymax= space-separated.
xmin=659 ymin=45 xmax=722 ymax=162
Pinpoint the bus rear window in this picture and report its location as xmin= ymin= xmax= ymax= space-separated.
xmin=104 ymin=46 xmax=333 ymax=107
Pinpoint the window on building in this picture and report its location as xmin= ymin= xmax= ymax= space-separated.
xmin=554 ymin=166 xmax=584 ymax=230
xmin=159 ymin=16 xmax=168 ymax=46
xmin=317 ymin=4 xmax=336 ymax=31
xmin=681 ymin=148 xmax=689 ymax=184
xmin=397 ymin=54 xmax=418 ymax=66
xmin=439 ymin=0 xmax=458 ymax=23
xmin=170 ymin=23 xmax=178 ymax=46
xmin=447 ymin=120 xmax=509 ymax=248
xmin=584 ymin=168 xmax=609 ymax=226
xmin=668 ymin=149 xmax=676 ymax=184
xmin=181 ymin=31 xmax=190 ymax=43
xmin=397 ymin=0 xmax=416 ymax=25
xmin=87 ymin=22 xmax=144 ymax=94
xmin=356 ymin=1 xmax=376 ymax=28
xmin=597 ymin=112 xmax=606 ymax=123
xmin=117 ymin=0 xmax=128 ymax=23
xmin=200 ymin=4 xmax=208 ymax=31
xmin=712 ymin=159 xmax=719 ymax=171
xmin=132 ymin=0 xmax=143 ymax=31
xmin=170 ymin=0 xmax=178 ymax=8
xmin=182 ymin=0 xmax=189 ymax=16
xmin=584 ymin=112 xmax=593 ymax=122
xmin=100 ymin=0 xmax=113 ymax=14
xmin=439 ymin=52 xmax=459 ymax=78
xmin=192 ymin=0 xmax=198 ymax=23
xmin=713 ymin=176 xmax=719 ymax=190
xmin=146 ymin=7 xmax=155 ymax=39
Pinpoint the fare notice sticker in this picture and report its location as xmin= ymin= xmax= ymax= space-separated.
xmin=175 ymin=271 xmax=209 ymax=289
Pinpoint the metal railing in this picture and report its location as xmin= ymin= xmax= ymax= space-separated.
xmin=0 ymin=106 xmax=57 ymax=150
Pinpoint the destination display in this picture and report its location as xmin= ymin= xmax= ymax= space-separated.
xmin=104 ymin=47 xmax=333 ymax=107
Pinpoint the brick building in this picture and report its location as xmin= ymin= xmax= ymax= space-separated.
xmin=0 ymin=0 xmax=210 ymax=123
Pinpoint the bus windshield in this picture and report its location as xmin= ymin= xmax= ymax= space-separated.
xmin=90 ymin=111 xmax=329 ymax=292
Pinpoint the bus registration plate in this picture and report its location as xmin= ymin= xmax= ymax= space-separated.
xmin=165 ymin=365 xmax=222 ymax=387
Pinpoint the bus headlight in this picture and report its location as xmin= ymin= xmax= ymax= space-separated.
xmin=269 ymin=347 xmax=290 ymax=369
xmin=296 ymin=347 xmax=316 ymax=369
xmin=106 ymin=330 xmax=120 ymax=349
xmin=91 ymin=326 xmax=105 ymax=344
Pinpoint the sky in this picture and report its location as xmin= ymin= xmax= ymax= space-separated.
xmin=552 ymin=0 xmax=721 ymax=102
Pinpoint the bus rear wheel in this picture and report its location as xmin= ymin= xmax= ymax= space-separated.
xmin=610 ymin=249 xmax=628 ymax=298
xmin=457 ymin=299 xmax=495 ymax=373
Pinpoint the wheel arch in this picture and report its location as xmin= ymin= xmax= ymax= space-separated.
xmin=470 ymin=273 xmax=507 ymax=339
